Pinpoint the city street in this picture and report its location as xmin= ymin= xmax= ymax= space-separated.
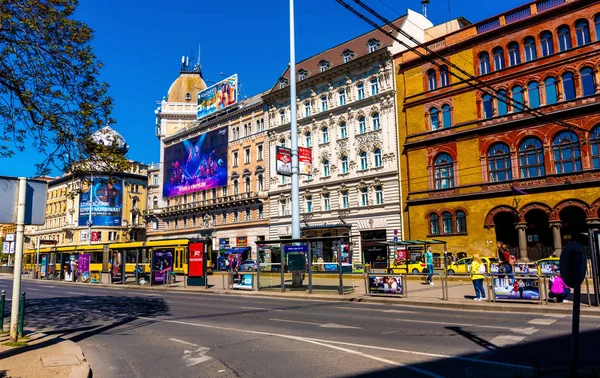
xmin=0 ymin=276 xmax=598 ymax=377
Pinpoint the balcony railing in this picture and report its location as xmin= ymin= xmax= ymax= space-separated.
xmin=505 ymin=7 xmax=531 ymax=24
xmin=149 ymin=191 xmax=268 ymax=215
xmin=476 ymin=19 xmax=500 ymax=35
xmin=536 ymin=0 xmax=565 ymax=12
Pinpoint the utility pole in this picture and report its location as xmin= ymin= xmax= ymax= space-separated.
xmin=9 ymin=177 xmax=27 ymax=342
xmin=289 ymin=0 xmax=300 ymax=240
xmin=87 ymin=174 xmax=93 ymax=245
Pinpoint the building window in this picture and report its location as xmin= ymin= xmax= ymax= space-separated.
xmin=540 ymin=31 xmax=554 ymax=56
xmin=257 ymin=144 xmax=263 ymax=161
xmin=492 ymin=47 xmax=504 ymax=71
xmin=368 ymin=39 xmax=379 ymax=53
xmin=511 ymin=86 xmax=523 ymax=112
xmin=524 ymin=37 xmax=537 ymax=61
xmin=153 ymin=196 xmax=158 ymax=209
xmin=319 ymin=60 xmax=330 ymax=72
xmin=595 ymin=15 xmax=600 ymax=41
xmin=323 ymin=194 xmax=330 ymax=211
xmin=304 ymin=102 xmax=311 ymax=117
xmin=581 ymin=67 xmax=596 ymax=96
xmin=455 ymin=211 xmax=467 ymax=233
xmin=233 ymin=151 xmax=239 ymax=167
xmin=305 ymin=132 xmax=312 ymax=147
xmin=257 ymin=175 xmax=264 ymax=191
xmin=323 ymin=160 xmax=330 ymax=177
xmin=343 ymin=51 xmax=353 ymax=63
xmin=234 ymin=210 xmax=239 ymax=222
xmin=340 ymin=122 xmax=347 ymax=139
xmin=322 ymin=127 xmax=329 ymax=143
xmin=233 ymin=179 xmax=239 ymax=194
xmin=321 ymin=95 xmax=328 ymax=112
xmin=488 ymin=143 xmax=512 ymax=182
xmin=497 ymin=90 xmax=508 ymax=115
xmin=440 ymin=66 xmax=449 ymax=87
xmin=359 ymin=116 xmax=366 ymax=134
xmin=222 ymin=211 xmax=227 ymax=223
xmin=153 ymin=175 xmax=159 ymax=186
xmin=375 ymin=186 xmax=383 ymax=205
xmin=430 ymin=107 xmax=440 ymax=130
xmin=562 ymin=72 xmax=576 ymax=100
xmin=519 ymin=137 xmax=545 ymax=178
xmin=545 ymin=77 xmax=558 ymax=104
xmin=306 ymin=196 xmax=312 ymax=213
xmin=508 ymin=42 xmax=520 ymax=66
xmin=280 ymin=110 xmax=285 ymax=124
xmin=259 ymin=205 xmax=264 ymax=219
xmin=442 ymin=212 xmax=453 ymax=234
xmin=528 ymin=82 xmax=540 ymax=108
xmin=479 ymin=52 xmax=490 ymax=75
xmin=441 ymin=105 xmax=451 ymax=128
xmin=372 ymin=113 xmax=380 ymax=130
xmin=341 ymin=191 xmax=349 ymax=209
xmin=360 ymin=188 xmax=368 ymax=206
xmin=280 ymin=200 xmax=286 ymax=216
xmin=553 ymin=131 xmax=582 ymax=173
xmin=557 ymin=26 xmax=572 ymax=52
xmin=341 ymin=156 xmax=349 ymax=173
xmin=434 ymin=153 xmax=454 ymax=189
xmin=244 ymin=148 xmax=250 ymax=164
xmin=245 ymin=208 xmax=251 ymax=220
xmin=591 ymin=125 xmax=600 ymax=169
xmin=339 ymin=90 xmax=346 ymax=106
xmin=245 ymin=177 xmax=251 ymax=192
xmin=429 ymin=214 xmax=440 ymax=235
xmin=222 ymin=187 xmax=227 ymax=197
xmin=360 ymin=151 xmax=368 ymax=170
xmin=575 ymin=20 xmax=590 ymax=46
xmin=427 ymin=69 xmax=437 ymax=90
xmin=482 ymin=94 xmax=493 ymax=119
xmin=370 ymin=78 xmax=379 ymax=95
xmin=357 ymin=83 xmax=364 ymax=100
xmin=374 ymin=148 xmax=382 ymax=167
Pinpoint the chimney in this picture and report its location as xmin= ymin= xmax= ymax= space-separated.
xmin=421 ymin=0 xmax=430 ymax=18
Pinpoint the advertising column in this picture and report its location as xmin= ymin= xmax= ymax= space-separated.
xmin=152 ymin=249 xmax=174 ymax=285
xmin=187 ymin=242 xmax=206 ymax=286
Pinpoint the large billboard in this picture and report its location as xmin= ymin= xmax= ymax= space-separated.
xmin=197 ymin=74 xmax=238 ymax=120
xmin=163 ymin=127 xmax=228 ymax=198
xmin=78 ymin=176 xmax=123 ymax=227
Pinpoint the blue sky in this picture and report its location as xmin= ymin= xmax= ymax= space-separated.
xmin=4 ymin=0 xmax=527 ymax=178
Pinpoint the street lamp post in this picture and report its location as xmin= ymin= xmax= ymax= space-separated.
xmin=87 ymin=173 xmax=93 ymax=246
xmin=289 ymin=0 xmax=300 ymax=240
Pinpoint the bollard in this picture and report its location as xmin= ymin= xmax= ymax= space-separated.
xmin=0 ymin=290 xmax=5 ymax=332
xmin=18 ymin=292 xmax=25 ymax=338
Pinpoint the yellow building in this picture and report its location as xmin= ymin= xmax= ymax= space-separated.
xmin=395 ymin=0 xmax=600 ymax=260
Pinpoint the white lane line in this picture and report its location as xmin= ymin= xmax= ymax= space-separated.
xmin=489 ymin=335 xmax=526 ymax=347
xmin=39 ymin=285 xmax=56 ymax=288
xmin=139 ymin=317 xmax=532 ymax=373
xmin=269 ymin=318 xmax=322 ymax=326
xmin=24 ymin=288 xmax=39 ymax=291
xmin=334 ymin=306 xmax=417 ymax=314
xmin=170 ymin=338 xmax=199 ymax=347
xmin=144 ymin=294 xmax=161 ymax=297
xmin=393 ymin=318 xmax=538 ymax=335
xmin=528 ymin=318 xmax=557 ymax=325
xmin=240 ymin=306 xmax=283 ymax=312
xmin=67 ymin=292 xmax=86 ymax=295
xmin=269 ymin=318 xmax=361 ymax=329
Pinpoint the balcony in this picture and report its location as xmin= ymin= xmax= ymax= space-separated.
xmin=151 ymin=192 xmax=268 ymax=216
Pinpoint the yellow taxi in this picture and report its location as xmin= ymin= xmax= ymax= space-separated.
xmin=387 ymin=260 xmax=428 ymax=274
xmin=445 ymin=257 xmax=498 ymax=275
xmin=534 ymin=257 xmax=559 ymax=276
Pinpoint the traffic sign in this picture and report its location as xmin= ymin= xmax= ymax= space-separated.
xmin=560 ymin=241 xmax=587 ymax=288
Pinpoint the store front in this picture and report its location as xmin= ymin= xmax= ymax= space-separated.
xmin=361 ymin=230 xmax=387 ymax=269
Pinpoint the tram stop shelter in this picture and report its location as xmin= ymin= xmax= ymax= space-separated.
xmin=377 ymin=239 xmax=447 ymax=274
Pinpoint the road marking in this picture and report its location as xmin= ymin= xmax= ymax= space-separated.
xmin=170 ymin=338 xmax=199 ymax=347
xmin=240 ymin=306 xmax=283 ymax=312
xmin=39 ymin=285 xmax=56 ymax=288
xmin=544 ymin=314 xmax=567 ymax=318
xmin=393 ymin=318 xmax=538 ymax=335
xmin=490 ymin=335 xmax=526 ymax=347
xmin=67 ymin=292 xmax=86 ymax=295
xmin=139 ymin=317 xmax=532 ymax=374
xmin=182 ymin=346 xmax=211 ymax=367
xmin=25 ymin=288 xmax=39 ymax=291
xmin=144 ymin=293 xmax=161 ymax=297
xmin=334 ymin=306 xmax=417 ymax=314
xmin=528 ymin=318 xmax=557 ymax=326
xmin=269 ymin=318 xmax=361 ymax=329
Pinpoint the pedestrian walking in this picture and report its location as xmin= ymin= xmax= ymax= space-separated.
xmin=424 ymin=246 xmax=434 ymax=286
xmin=497 ymin=241 xmax=515 ymax=283
xmin=548 ymin=269 xmax=571 ymax=303
xmin=470 ymin=254 xmax=486 ymax=301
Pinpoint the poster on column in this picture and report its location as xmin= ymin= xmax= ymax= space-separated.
xmin=153 ymin=249 xmax=173 ymax=284
xmin=40 ymin=255 xmax=47 ymax=278
xmin=78 ymin=253 xmax=91 ymax=283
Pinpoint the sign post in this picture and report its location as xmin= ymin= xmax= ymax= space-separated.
xmin=187 ymin=242 xmax=206 ymax=287
xmin=9 ymin=178 xmax=26 ymax=342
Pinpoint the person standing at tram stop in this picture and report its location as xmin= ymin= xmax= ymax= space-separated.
xmin=470 ymin=254 xmax=486 ymax=301
xmin=424 ymin=246 xmax=434 ymax=286
xmin=497 ymin=241 xmax=514 ymax=283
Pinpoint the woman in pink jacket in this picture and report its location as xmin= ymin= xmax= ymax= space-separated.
xmin=549 ymin=269 xmax=570 ymax=303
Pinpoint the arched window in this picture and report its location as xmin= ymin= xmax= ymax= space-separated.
xmin=305 ymin=132 xmax=312 ymax=147
xmin=340 ymin=122 xmax=347 ymax=139
xmin=372 ymin=113 xmax=380 ymax=130
xmin=245 ymin=177 xmax=251 ymax=192
xmin=497 ymin=90 xmax=508 ymax=115
xmin=511 ymin=86 xmax=523 ymax=112
xmin=540 ymin=31 xmax=554 ymax=56
xmin=595 ymin=15 xmax=600 ymax=41
xmin=508 ymin=42 xmax=520 ymax=66
xmin=359 ymin=116 xmax=366 ymax=134
xmin=323 ymin=160 xmax=330 ymax=177
xmin=482 ymin=94 xmax=493 ymax=119
xmin=322 ymin=127 xmax=329 ymax=143
xmin=321 ymin=95 xmax=328 ymax=112
xmin=479 ymin=52 xmax=490 ymax=75
xmin=375 ymin=186 xmax=383 ymax=205
xmin=442 ymin=105 xmax=451 ymax=128
xmin=557 ymin=26 xmax=572 ymax=52
xmin=357 ymin=83 xmax=365 ymax=100
xmin=374 ymin=148 xmax=382 ymax=167
xmin=524 ymin=37 xmax=537 ymax=62
xmin=279 ymin=110 xmax=286 ymax=124
xmin=338 ymin=90 xmax=346 ymax=106
xmin=519 ymin=137 xmax=545 ymax=178
xmin=153 ymin=196 xmax=158 ymax=209
xmin=257 ymin=175 xmax=264 ymax=191
xmin=581 ymin=67 xmax=596 ymax=96
xmin=553 ymin=131 xmax=582 ymax=173
xmin=528 ymin=82 xmax=540 ymax=108
xmin=305 ymin=196 xmax=312 ymax=213
xmin=433 ymin=153 xmax=454 ymax=189
xmin=233 ymin=179 xmax=239 ymax=194
xmin=370 ymin=78 xmax=379 ymax=95
xmin=545 ymin=77 xmax=558 ymax=104
xmin=488 ymin=143 xmax=512 ymax=182
xmin=492 ymin=47 xmax=504 ymax=70
xmin=430 ymin=107 xmax=440 ymax=130
xmin=562 ymin=72 xmax=576 ymax=100
xmin=442 ymin=212 xmax=453 ymax=234
xmin=429 ymin=213 xmax=440 ymax=235
xmin=304 ymin=101 xmax=311 ymax=117
xmin=341 ymin=155 xmax=349 ymax=173
xmin=280 ymin=138 xmax=286 ymax=147
xmin=590 ymin=126 xmax=600 ymax=169
xmin=360 ymin=151 xmax=368 ymax=170
xmin=455 ymin=211 xmax=467 ymax=233
xmin=427 ymin=69 xmax=437 ymax=90
xmin=575 ymin=20 xmax=590 ymax=46
xmin=440 ymin=66 xmax=450 ymax=87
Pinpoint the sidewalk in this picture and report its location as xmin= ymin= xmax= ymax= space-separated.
xmin=0 ymin=331 xmax=90 ymax=378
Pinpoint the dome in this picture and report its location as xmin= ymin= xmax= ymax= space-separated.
xmin=167 ymin=72 xmax=207 ymax=103
xmin=91 ymin=126 xmax=128 ymax=153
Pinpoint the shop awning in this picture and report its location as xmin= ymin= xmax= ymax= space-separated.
xmin=301 ymin=223 xmax=351 ymax=230
xmin=221 ymin=247 xmax=250 ymax=254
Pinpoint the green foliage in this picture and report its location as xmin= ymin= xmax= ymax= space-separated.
xmin=2 ymin=341 xmax=27 ymax=347
xmin=0 ymin=0 xmax=128 ymax=175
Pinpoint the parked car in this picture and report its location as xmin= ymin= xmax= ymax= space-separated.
xmin=239 ymin=260 xmax=258 ymax=272
xmin=445 ymin=257 xmax=498 ymax=275
xmin=388 ymin=260 xmax=428 ymax=274
xmin=534 ymin=257 xmax=560 ymax=276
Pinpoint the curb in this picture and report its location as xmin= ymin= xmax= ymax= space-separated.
xmin=20 ymin=277 xmax=600 ymax=316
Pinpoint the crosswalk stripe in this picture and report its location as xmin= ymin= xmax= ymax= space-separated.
xmin=528 ymin=318 xmax=557 ymax=325
xmin=490 ymin=335 xmax=525 ymax=347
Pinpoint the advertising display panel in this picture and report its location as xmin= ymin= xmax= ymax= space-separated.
xmin=197 ymin=74 xmax=238 ymax=119
xmin=78 ymin=176 xmax=123 ymax=227
xmin=78 ymin=253 xmax=91 ymax=283
xmin=110 ymin=250 xmax=125 ymax=283
xmin=188 ymin=242 xmax=205 ymax=278
xmin=275 ymin=146 xmax=292 ymax=176
xmin=493 ymin=278 xmax=540 ymax=300
xmin=163 ymin=127 xmax=228 ymax=198
xmin=153 ymin=249 xmax=174 ymax=284
xmin=368 ymin=276 xmax=403 ymax=295
xmin=299 ymin=147 xmax=312 ymax=176
xmin=233 ymin=273 xmax=253 ymax=290
xmin=40 ymin=255 xmax=47 ymax=278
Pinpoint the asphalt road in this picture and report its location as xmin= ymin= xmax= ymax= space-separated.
xmin=0 ymin=276 xmax=599 ymax=378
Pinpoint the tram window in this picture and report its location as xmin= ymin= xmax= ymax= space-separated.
xmin=90 ymin=253 xmax=103 ymax=264
xmin=141 ymin=248 xmax=148 ymax=263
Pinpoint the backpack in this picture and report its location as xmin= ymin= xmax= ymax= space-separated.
xmin=508 ymin=255 xmax=517 ymax=266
